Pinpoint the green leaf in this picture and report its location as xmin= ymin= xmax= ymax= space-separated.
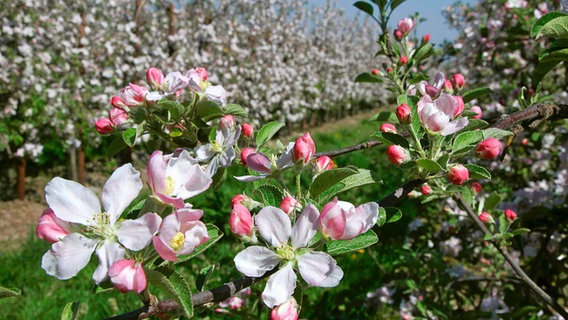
xmin=412 ymin=43 xmax=433 ymax=62
xmin=256 ymin=121 xmax=285 ymax=148
xmin=309 ymin=167 xmax=359 ymax=198
xmin=169 ymin=126 xmax=183 ymax=138
xmin=0 ymin=286 xmax=21 ymax=299
xmin=375 ymin=132 xmax=410 ymax=148
xmin=532 ymin=12 xmax=568 ymax=37
xmin=452 ymin=131 xmax=483 ymax=154
xmin=196 ymin=100 xmax=223 ymax=121
xmin=509 ymin=305 xmax=541 ymax=318
xmin=325 ymin=230 xmax=379 ymax=256
xmin=367 ymin=111 xmax=397 ymax=122
xmin=464 ymin=164 xmax=491 ymax=180
xmin=253 ymin=184 xmax=284 ymax=207
xmin=353 ymin=1 xmax=374 ymax=17
xmin=377 ymin=207 xmax=387 ymax=227
xmin=461 ymin=87 xmax=492 ymax=103
xmin=385 ymin=207 xmax=402 ymax=223
xmin=511 ymin=228 xmax=531 ymax=236
xmin=534 ymin=59 xmax=560 ymax=84
xmin=222 ymin=103 xmax=248 ymax=118
xmin=314 ymin=168 xmax=381 ymax=203
xmin=60 ymin=301 xmax=80 ymax=320
xmin=462 ymin=119 xmax=489 ymax=132
xmin=499 ymin=214 xmax=508 ymax=234
xmin=481 ymin=128 xmax=513 ymax=140
xmin=107 ymin=135 xmax=127 ymax=158
xmin=484 ymin=193 xmax=502 ymax=211
xmin=354 ymin=72 xmax=382 ymax=83
xmin=416 ymin=158 xmax=444 ymax=173
xmin=174 ymin=224 xmax=223 ymax=264
xmin=160 ymin=100 xmax=184 ymax=121
xmin=122 ymin=127 xmax=137 ymax=147
xmin=536 ymin=15 xmax=568 ymax=39
xmin=196 ymin=265 xmax=215 ymax=292
xmin=398 ymin=95 xmax=423 ymax=139
xmin=390 ymin=0 xmax=405 ymax=11
xmin=146 ymin=269 xmax=193 ymax=318
xmin=539 ymin=48 xmax=568 ymax=63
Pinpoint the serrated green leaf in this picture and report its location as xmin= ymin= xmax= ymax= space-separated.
xmin=353 ymin=1 xmax=374 ymax=17
xmin=532 ymin=12 xmax=568 ymax=37
xmin=173 ymin=224 xmax=223 ymax=264
xmin=196 ymin=100 xmax=223 ymax=121
xmin=539 ymin=48 xmax=568 ymax=63
xmin=122 ymin=127 xmax=137 ymax=147
xmin=482 ymin=128 xmax=513 ymax=140
xmin=437 ymin=153 xmax=450 ymax=168
xmin=536 ymin=15 xmax=568 ymax=39
xmin=377 ymin=207 xmax=387 ymax=227
xmin=484 ymin=193 xmax=502 ymax=211
xmin=222 ymin=103 xmax=248 ymax=117
xmin=325 ymin=230 xmax=378 ymax=256
xmin=452 ymin=131 xmax=483 ymax=154
xmin=385 ymin=207 xmax=402 ymax=223
xmin=461 ymin=87 xmax=492 ymax=103
xmin=416 ymin=158 xmax=444 ymax=173
xmin=60 ymin=301 xmax=80 ymax=320
xmin=0 ymin=286 xmax=21 ymax=299
xmin=315 ymin=169 xmax=381 ymax=203
xmin=170 ymin=271 xmax=194 ymax=318
xmin=256 ymin=121 xmax=285 ymax=148
xmin=354 ymin=72 xmax=382 ymax=83
xmin=160 ymin=100 xmax=184 ymax=120
xmin=375 ymin=132 xmax=410 ymax=148
xmin=196 ymin=265 xmax=215 ymax=292
xmin=310 ymin=167 xmax=359 ymax=198
xmin=253 ymin=184 xmax=284 ymax=207
xmin=464 ymin=164 xmax=491 ymax=180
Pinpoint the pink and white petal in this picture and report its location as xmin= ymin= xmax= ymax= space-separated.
xmin=320 ymin=200 xmax=347 ymax=240
xmin=178 ymin=221 xmax=209 ymax=255
xmin=291 ymin=204 xmax=320 ymax=249
xmin=41 ymin=233 xmax=97 ymax=280
xmin=234 ymin=246 xmax=280 ymax=277
xmin=436 ymin=93 xmax=458 ymax=117
xmin=45 ymin=177 xmax=100 ymax=225
xmin=147 ymin=150 xmax=167 ymax=194
xmin=179 ymin=163 xmax=212 ymax=199
xmin=355 ymin=202 xmax=379 ymax=234
xmin=297 ymin=251 xmax=343 ymax=288
xmin=246 ymin=153 xmax=272 ymax=173
xmin=176 ymin=207 xmax=203 ymax=225
xmin=234 ymin=174 xmax=267 ymax=182
xmin=440 ymin=117 xmax=469 ymax=136
xmin=158 ymin=213 xmax=181 ymax=243
xmin=116 ymin=213 xmax=162 ymax=251
xmin=93 ymin=241 xmax=125 ymax=284
xmin=262 ymin=263 xmax=297 ymax=308
xmin=255 ymin=207 xmax=291 ymax=247
xmin=102 ymin=164 xmax=143 ymax=223
xmin=156 ymin=192 xmax=186 ymax=209
xmin=152 ymin=236 xmax=178 ymax=261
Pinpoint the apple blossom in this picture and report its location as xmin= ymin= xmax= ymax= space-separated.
xmin=471 ymin=182 xmax=483 ymax=193
xmin=471 ymin=106 xmax=483 ymax=119
xmin=145 ymin=71 xmax=190 ymax=101
xmin=152 ymin=207 xmax=209 ymax=261
xmin=319 ymin=197 xmax=379 ymax=240
xmin=221 ymin=115 xmax=235 ymax=129
xmin=242 ymin=123 xmax=254 ymax=138
xmin=453 ymin=95 xmax=465 ymax=117
xmin=108 ymin=259 xmax=147 ymax=294
xmin=147 ymin=150 xmax=212 ymax=208
xmin=386 ymin=145 xmax=410 ymax=165
xmin=398 ymin=17 xmax=415 ymax=34
xmin=314 ymin=156 xmax=334 ymax=173
xmin=417 ymin=93 xmax=469 ymax=136
xmin=110 ymin=96 xmax=128 ymax=109
xmin=146 ymin=67 xmax=164 ymax=89
xmin=421 ymin=185 xmax=432 ymax=195
xmin=380 ymin=123 xmax=397 ymax=133
xmin=109 ymin=107 xmax=128 ymax=127
xmin=476 ymin=138 xmax=502 ymax=159
xmin=232 ymin=194 xmax=246 ymax=206
xmin=448 ymin=164 xmax=469 ymax=185
xmin=230 ymin=204 xmax=254 ymax=237
xmin=371 ymin=68 xmax=379 ymax=75
xmin=95 ymin=118 xmax=114 ymax=135
xmin=234 ymin=205 xmax=343 ymax=308
xmin=479 ymin=211 xmax=493 ymax=223
xmin=444 ymin=80 xmax=453 ymax=92
xmin=280 ymin=196 xmax=299 ymax=215
xmin=452 ymin=73 xmax=465 ymax=89
xmin=120 ymin=83 xmax=148 ymax=108
xmin=505 ymin=209 xmax=517 ymax=222
xmin=196 ymin=118 xmax=241 ymax=175
xmin=36 ymin=208 xmax=71 ymax=244
xmin=422 ymin=34 xmax=431 ymax=43
xmin=240 ymin=147 xmax=255 ymax=166
xmin=393 ymin=29 xmax=403 ymax=41
xmin=396 ymin=104 xmax=411 ymax=124
xmin=235 ymin=143 xmax=295 ymax=182
xmin=293 ymin=132 xmax=315 ymax=164
xmin=41 ymin=164 xmax=161 ymax=284
xmin=271 ymin=297 xmax=299 ymax=320
xmin=399 ymin=56 xmax=408 ymax=65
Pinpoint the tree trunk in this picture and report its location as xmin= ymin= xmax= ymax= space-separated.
xmin=17 ymin=157 xmax=25 ymax=200
xmin=78 ymin=145 xmax=85 ymax=184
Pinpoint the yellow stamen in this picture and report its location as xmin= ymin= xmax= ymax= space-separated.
xmin=164 ymin=176 xmax=176 ymax=196
xmin=170 ymin=232 xmax=185 ymax=251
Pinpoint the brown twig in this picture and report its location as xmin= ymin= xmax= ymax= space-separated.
xmin=314 ymin=140 xmax=383 ymax=158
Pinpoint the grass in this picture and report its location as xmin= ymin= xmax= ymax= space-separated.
xmin=0 ymin=113 xmax=421 ymax=319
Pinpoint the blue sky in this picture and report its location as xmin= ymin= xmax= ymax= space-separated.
xmin=336 ymin=0 xmax=476 ymax=44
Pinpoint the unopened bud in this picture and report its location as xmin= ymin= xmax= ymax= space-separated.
xmin=380 ymin=123 xmax=397 ymax=133
xmin=448 ymin=164 xmax=469 ymax=185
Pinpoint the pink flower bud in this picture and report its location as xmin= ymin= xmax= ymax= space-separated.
xmin=314 ymin=156 xmax=334 ymax=173
xmin=422 ymin=34 xmax=431 ymax=43
xmin=120 ymin=83 xmax=148 ymax=108
xmin=399 ymin=56 xmax=408 ymax=65
xmin=109 ymin=107 xmax=128 ymax=126
xmin=421 ymin=185 xmax=432 ymax=195
xmin=444 ymin=79 xmax=453 ymax=92
xmin=393 ymin=29 xmax=403 ymax=41
xmin=280 ymin=196 xmax=299 ymax=215
xmin=448 ymin=164 xmax=469 ymax=185
xmin=386 ymin=145 xmax=409 ymax=165
xmin=452 ymin=73 xmax=465 ymax=89
xmin=108 ymin=259 xmax=147 ymax=293
xmin=110 ymin=95 xmax=127 ymax=109
xmin=425 ymin=85 xmax=439 ymax=98
xmin=387 ymin=67 xmax=393 ymax=73
xmin=371 ymin=68 xmax=379 ymax=75
xmin=293 ymin=132 xmax=315 ymax=163
xmin=470 ymin=106 xmax=483 ymax=119
xmin=220 ymin=115 xmax=235 ymax=129
xmin=241 ymin=123 xmax=254 ymax=138
xmin=146 ymin=67 xmax=164 ymax=89
xmin=36 ymin=208 xmax=70 ymax=243
xmin=453 ymin=95 xmax=464 ymax=117
xmin=195 ymin=67 xmax=208 ymax=81
xmin=479 ymin=211 xmax=493 ymax=223
xmin=380 ymin=123 xmax=397 ymax=133
xmin=396 ymin=103 xmax=411 ymax=124
xmin=471 ymin=182 xmax=482 ymax=193
xmin=398 ymin=17 xmax=415 ymax=34
xmin=229 ymin=204 xmax=253 ymax=236
xmin=271 ymin=298 xmax=299 ymax=320
xmin=320 ymin=198 xmax=379 ymax=240
xmin=240 ymin=147 xmax=255 ymax=166
xmin=476 ymin=138 xmax=501 ymax=159
xmin=505 ymin=209 xmax=517 ymax=222
xmin=95 ymin=118 xmax=114 ymax=134
xmin=521 ymin=138 xmax=528 ymax=145
xmin=231 ymin=194 xmax=246 ymax=206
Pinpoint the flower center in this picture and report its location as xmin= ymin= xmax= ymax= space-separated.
xmin=87 ymin=212 xmax=115 ymax=239
xmin=170 ymin=232 xmax=185 ymax=251
xmin=200 ymin=80 xmax=211 ymax=92
xmin=164 ymin=176 xmax=176 ymax=196
xmin=211 ymin=140 xmax=224 ymax=153
xmin=275 ymin=244 xmax=296 ymax=261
